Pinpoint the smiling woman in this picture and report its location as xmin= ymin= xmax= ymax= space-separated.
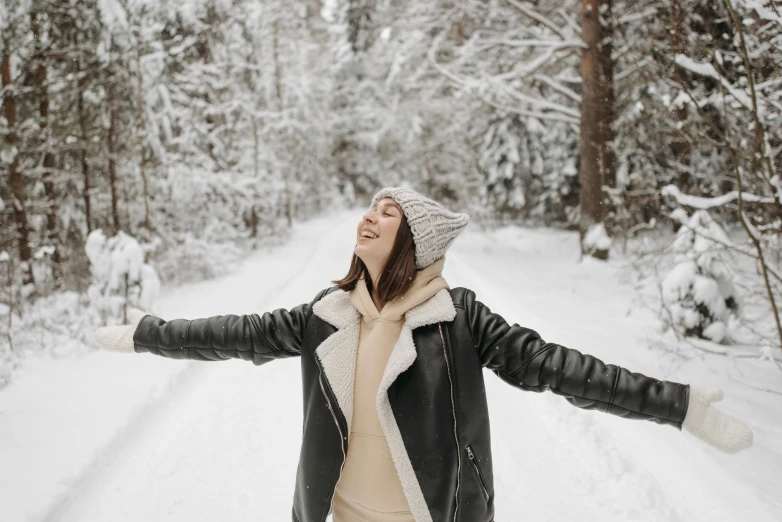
xmin=94 ymin=187 xmax=753 ymax=522
xmin=337 ymin=197 xmax=412 ymax=312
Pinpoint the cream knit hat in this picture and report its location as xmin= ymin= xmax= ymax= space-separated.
xmin=370 ymin=187 xmax=470 ymax=269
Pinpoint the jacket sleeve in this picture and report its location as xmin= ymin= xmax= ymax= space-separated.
xmin=461 ymin=289 xmax=690 ymax=429
xmin=132 ymin=288 xmax=333 ymax=365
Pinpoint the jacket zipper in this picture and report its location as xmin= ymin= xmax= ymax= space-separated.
xmin=438 ymin=323 xmax=461 ymax=522
xmin=316 ymin=358 xmax=347 ymax=521
xmin=465 ymin=445 xmax=490 ymax=501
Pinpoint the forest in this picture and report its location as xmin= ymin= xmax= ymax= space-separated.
xmin=1 ymin=0 xmax=780 ymax=372
xmin=2 ymin=2 xmax=782 ymax=520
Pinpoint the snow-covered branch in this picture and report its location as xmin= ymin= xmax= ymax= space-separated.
xmin=430 ymin=58 xmax=580 ymax=124
xmin=662 ymin=184 xmax=776 ymax=208
xmin=555 ymin=7 xmax=581 ymax=35
xmin=533 ymin=74 xmax=582 ymax=103
xmin=674 ymin=54 xmax=755 ymax=112
xmin=497 ymin=81 xmax=581 ymax=118
xmin=505 ymin=0 xmax=569 ymax=40
xmin=474 ymin=37 xmax=584 ymax=51
xmin=736 ymin=0 xmax=782 ymax=25
xmin=615 ymin=55 xmax=652 ymax=82
xmin=617 ymin=6 xmax=658 ymax=25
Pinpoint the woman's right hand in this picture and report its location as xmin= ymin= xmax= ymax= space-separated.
xmin=93 ymin=308 xmax=149 ymax=352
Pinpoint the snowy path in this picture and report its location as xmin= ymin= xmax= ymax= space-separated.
xmin=11 ymin=211 xmax=781 ymax=522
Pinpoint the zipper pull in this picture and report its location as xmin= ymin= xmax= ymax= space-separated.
xmin=466 ymin=446 xmax=475 ymax=460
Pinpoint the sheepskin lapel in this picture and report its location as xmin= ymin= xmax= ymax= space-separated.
xmin=312 ymin=288 xmax=456 ymax=522
xmin=311 ymin=290 xmax=360 ymax=438
xmin=375 ymin=289 xmax=456 ymax=522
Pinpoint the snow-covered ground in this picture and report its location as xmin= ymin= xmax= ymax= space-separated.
xmin=1 ymin=210 xmax=780 ymax=522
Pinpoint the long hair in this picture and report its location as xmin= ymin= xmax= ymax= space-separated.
xmin=332 ymin=213 xmax=417 ymax=302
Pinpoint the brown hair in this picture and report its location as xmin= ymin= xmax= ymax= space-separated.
xmin=332 ymin=213 xmax=417 ymax=303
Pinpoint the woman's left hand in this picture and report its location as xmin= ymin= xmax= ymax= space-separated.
xmin=683 ymin=387 xmax=753 ymax=453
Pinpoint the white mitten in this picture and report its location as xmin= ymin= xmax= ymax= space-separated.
xmin=683 ymin=387 xmax=753 ymax=453
xmin=93 ymin=308 xmax=149 ymax=353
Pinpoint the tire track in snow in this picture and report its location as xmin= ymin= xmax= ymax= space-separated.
xmin=44 ymin=212 xmax=358 ymax=522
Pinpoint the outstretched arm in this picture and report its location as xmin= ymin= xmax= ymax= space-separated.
xmin=461 ymin=289 xmax=752 ymax=452
xmin=95 ymin=288 xmax=332 ymax=365
xmin=133 ymin=307 xmax=307 ymax=364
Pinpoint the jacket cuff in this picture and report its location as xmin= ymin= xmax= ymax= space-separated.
xmin=132 ymin=314 xmax=165 ymax=354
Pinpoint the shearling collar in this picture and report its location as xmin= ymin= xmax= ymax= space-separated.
xmin=311 ymin=283 xmax=456 ymax=522
xmin=313 ymin=283 xmax=455 ymax=332
xmin=310 ymin=288 xmax=457 ymax=425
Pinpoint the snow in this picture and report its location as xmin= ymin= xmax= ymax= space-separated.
xmin=739 ymin=0 xmax=782 ymax=24
xmin=138 ymin=264 xmax=161 ymax=313
xmin=1 ymin=211 xmax=780 ymax=521
xmin=673 ymin=54 xmax=754 ymax=112
xmin=33 ymin=245 xmax=56 ymax=259
xmin=1 ymin=144 xmax=18 ymax=165
xmin=583 ymin=222 xmax=612 ymax=251
xmin=670 ymin=207 xmax=689 ymax=224
xmin=662 ymin=183 xmax=775 ymax=208
xmin=97 ymin=0 xmax=128 ymax=32
xmin=772 ymin=174 xmax=782 ymax=205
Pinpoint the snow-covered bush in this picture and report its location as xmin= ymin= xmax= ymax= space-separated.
xmin=154 ymin=233 xmax=246 ymax=287
xmin=0 ymin=291 xmax=100 ymax=389
xmin=85 ymin=230 xmax=160 ymax=325
xmin=661 ymin=210 xmax=739 ymax=343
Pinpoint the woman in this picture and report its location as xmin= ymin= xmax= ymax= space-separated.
xmin=95 ymin=187 xmax=753 ymax=522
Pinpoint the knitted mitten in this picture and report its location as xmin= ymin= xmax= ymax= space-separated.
xmin=683 ymin=387 xmax=753 ymax=453
xmin=93 ymin=308 xmax=148 ymax=352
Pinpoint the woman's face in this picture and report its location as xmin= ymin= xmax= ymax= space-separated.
xmin=355 ymin=197 xmax=403 ymax=269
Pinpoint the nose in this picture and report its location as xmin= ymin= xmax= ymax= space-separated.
xmin=363 ymin=211 xmax=378 ymax=223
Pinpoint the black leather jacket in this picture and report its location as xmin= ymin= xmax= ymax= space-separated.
xmin=133 ymin=286 xmax=690 ymax=522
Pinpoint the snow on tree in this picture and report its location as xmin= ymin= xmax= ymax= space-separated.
xmin=85 ymin=229 xmax=159 ymax=325
xmin=661 ymin=210 xmax=739 ymax=343
xmin=583 ymin=222 xmax=612 ymax=256
xmin=479 ymin=116 xmax=527 ymax=219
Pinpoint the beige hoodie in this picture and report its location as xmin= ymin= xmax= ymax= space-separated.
xmin=331 ymin=257 xmax=449 ymax=522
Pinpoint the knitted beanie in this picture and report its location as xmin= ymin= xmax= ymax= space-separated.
xmin=370 ymin=187 xmax=470 ymax=269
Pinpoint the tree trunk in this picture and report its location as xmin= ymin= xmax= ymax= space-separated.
xmin=75 ymin=31 xmax=92 ymax=233
xmin=272 ymin=19 xmax=292 ymax=227
xmin=669 ymin=0 xmax=692 ymax=232
xmin=136 ymin=40 xmax=151 ymax=230
xmin=2 ymin=37 xmax=35 ymax=286
xmin=32 ymin=7 xmax=61 ymax=286
xmin=108 ymin=82 xmax=120 ymax=232
xmin=579 ymin=0 xmax=616 ymax=259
